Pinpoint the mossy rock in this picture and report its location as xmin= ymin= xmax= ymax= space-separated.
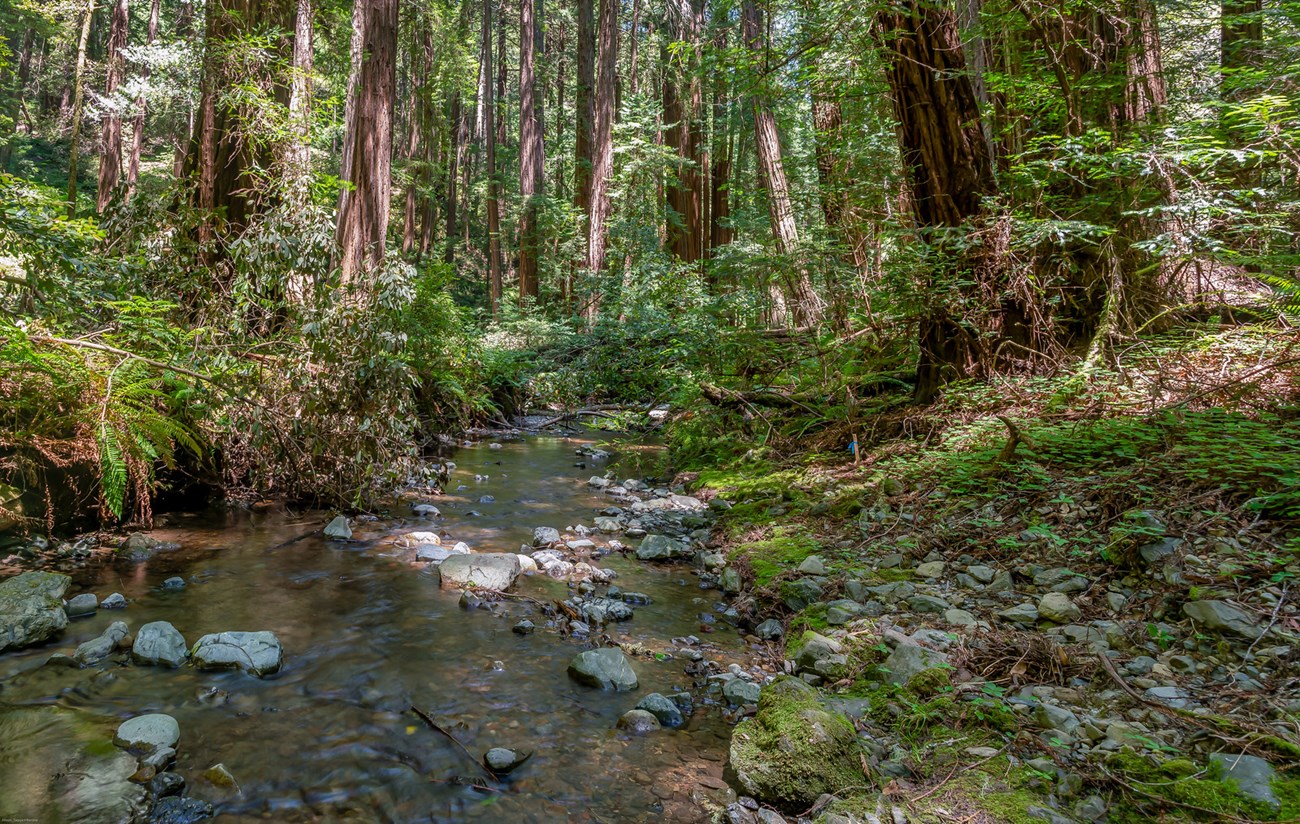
xmin=729 ymin=676 xmax=862 ymax=809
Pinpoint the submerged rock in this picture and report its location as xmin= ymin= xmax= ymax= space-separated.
xmin=102 ymin=592 xmax=128 ymax=609
xmin=617 ymin=709 xmax=661 ymax=733
xmin=439 ymin=553 xmax=522 ymax=590
xmin=567 ymin=647 xmax=638 ymax=691
xmin=636 ymin=693 xmax=686 ymax=728
xmin=65 ymin=592 xmax=98 ymax=617
xmin=148 ymin=796 xmax=213 ymax=824
xmin=131 ymin=621 xmax=189 ymax=668
xmin=0 ymin=570 xmax=71 ymax=652
xmin=323 ymin=515 xmax=352 ymax=540
xmin=191 ymin=631 xmax=284 ymax=677
xmin=484 ymin=747 xmax=531 ymax=773
xmin=729 ymin=677 xmax=861 ymax=807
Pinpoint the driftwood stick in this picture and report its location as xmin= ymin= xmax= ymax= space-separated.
xmin=410 ymin=706 xmax=499 ymax=781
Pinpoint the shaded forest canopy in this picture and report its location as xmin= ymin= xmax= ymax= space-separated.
xmin=0 ymin=0 xmax=1296 ymax=522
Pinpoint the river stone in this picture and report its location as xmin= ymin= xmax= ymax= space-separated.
xmin=1210 ymin=753 xmax=1280 ymax=811
xmin=636 ymin=534 xmax=690 ymax=561
xmin=1183 ymin=600 xmax=1263 ymax=639
xmin=102 ymin=592 xmax=127 ymax=609
xmin=755 ymin=619 xmax=784 ymax=640
xmin=1034 ymin=567 xmax=1088 ymax=593
xmin=1000 ymin=603 xmax=1039 ymax=624
xmin=533 ymin=526 xmax=562 ymax=546
xmin=323 ymin=515 xmax=352 ymax=539
xmin=617 ymin=709 xmax=662 ymax=733
xmin=567 ymin=647 xmax=638 ymax=690
xmin=74 ymin=621 xmax=130 ymax=665
xmin=484 ymin=747 xmax=530 ymax=773
xmin=724 ymin=678 xmax=763 ymax=706
xmin=192 ymin=631 xmax=283 ymax=676
xmin=720 ymin=567 xmax=742 ymax=594
xmin=636 ymin=693 xmax=685 ymax=728
xmin=883 ymin=644 xmax=950 ymax=688
xmin=0 ymin=570 xmax=71 ymax=652
xmin=148 ymin=797 xmax=214 ymax=824
xmin=114 ymin=714 xmax=180 ymax=754
xmin=797 ymin=555 xmax=827 ymax=575
xmin=131 ymin=621 xmax=188 ymax=668
xmin=66 ymin=592 xmax=98 ymax=617
xmin=417 ymin=545 xmax=453 ymax=562
xmin=439 ymin=553 xmax=522 ymax=590
xmin=780 ymin=578 xmax=823 ymax=612
xmin=1038 ymin=592 xmax=1082 ymax=623
xmin=594 ymin=517 xmax=623 ymax=533
xmin=915 ymin=561 xmax=945 ymax=578
xmin=1035 ymin=703 xmax=1080 ymax=735
xmin=794 ymin=632 xmax=844 ymax=673
xmin=908 ymin=594 xmax=950 ymax=614
xmin=729 ymin=677 xmax=861 ymax=807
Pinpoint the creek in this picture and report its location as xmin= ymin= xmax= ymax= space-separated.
xmin=0 ymin=434 xmax=749 ymax=823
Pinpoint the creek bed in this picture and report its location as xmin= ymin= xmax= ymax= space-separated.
xmin=0 ymin=434 xmax=748 ymax=822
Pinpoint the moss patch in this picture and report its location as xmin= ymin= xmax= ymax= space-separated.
xmin=733 ymin=528 xmax=820 ymax=587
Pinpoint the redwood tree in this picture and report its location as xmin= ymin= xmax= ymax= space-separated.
xmin=336 ymin=0 xmax=399 ymax=282
xmin=97 ymin=0 xmax=129 ymax=212
xmin=518 ymin=0 xmax=545 ymax=300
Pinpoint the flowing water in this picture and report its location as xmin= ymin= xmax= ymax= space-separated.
xmin=0 ymin=435 xmax=747 ymax=823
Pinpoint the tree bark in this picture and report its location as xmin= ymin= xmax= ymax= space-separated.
xmin=484 ymin=0 xmax=503 ymax=315
xmin=878 ymin=0 xmax=998 ymax=401
xmin=66 ymin=0 xmax=94 ymax=218
xmin=584 ymin=0 xmax=618 ymax=322
xmin=285 ymin=0 xmax=313 ymax=202
xmin=741 ymin=0 xmax=821 ymax=326
xmin=663 ymin=0 xmax=705 ymax=265
xmin=402 ymin=22 xmax=430 ymax=257
xmin=0 ymin=27 xmax=37 ymax=172
xmin=126 ymin=0 xmax=162 ymax=196
xmin=518 ymin=0 xmax=545 ymax=301
xmin=574 ymin=0 xmax=594 ymax=226
xmin=97 ymin=0 xmax=129 ymax=212
xmin=708 ymin=28 xmax=732 ymax=257
xmin=335 ymin=0 xmax=398 ymax=283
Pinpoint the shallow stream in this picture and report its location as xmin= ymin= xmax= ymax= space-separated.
xmin=0 ymin=435 xmax=745 ymax=823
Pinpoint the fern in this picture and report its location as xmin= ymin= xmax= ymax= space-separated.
xmin=97 ymin=426 xmax=128 ymax=520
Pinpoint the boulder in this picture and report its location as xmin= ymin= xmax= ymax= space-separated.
xmin=74 ymin=620 xmax=130 ymax=665
xmin=101 ymin=592 xmax=127 ymax=609
xmin=755 ymin=619 xmax=784 ymax=640
xmin=439 ymin=553 xmax=522 ymax=590
xmin=533 ymin=527 xmax=562 ymax=546
xmin=192 ymin=631 xmax=283 ymax=677
xmin=793 ymin=632 xmax=844 ymax=674
xmin=729 ymin=677 xmax=861 ymax=808
xmin=636 ymin=693 xmax=685 ymax=728
xmin=323 ymin=515 xmax=352 ymax=539
xmin=114 ymin=714 xmax=180 ymax=754
xmin=65 ymin=592 xmax=98 ymax=617
xmin=780 ymin=579 xmax=823 ymax=612
xmin=0 ymin=570 xmax=71 ymax=652
xmin=1183 ymin=600 xmax=1263 ymax=639
xmin=1210 ymin=753 xmax=1280 ymax=812
xmin=617 ymin=709 xmax=661 ymax=733
xmin=797 ymin=556 xmax=828 ymax=575
xmin=882 ymin=644 xmax=950 ymax=688
xmin=567 ymin=647 xmax=638 ymax=690
xmin=131 ymin=621 xmax=188 ymax=668
xmin=635 ymin=534 xmax=690 ymax=561
xmin=724 ymin=678 xmax=763 ymax=706
xmin=1038 ymin=592 xmax=1082 ymax=623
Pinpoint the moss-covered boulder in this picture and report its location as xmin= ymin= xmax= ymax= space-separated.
xmin=729 ymin=676 xmax=862 ymax=808
xmin=0 ymin=571 xmax=71 ymax=652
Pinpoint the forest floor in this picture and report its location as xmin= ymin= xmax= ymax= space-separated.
xmin=682 ymin=322 xmax=1300 ymax=823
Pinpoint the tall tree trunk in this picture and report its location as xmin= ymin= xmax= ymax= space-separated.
xmin=663 ymin=0 xmax=705 ymax=265
xmin=518 ymin=0 xmax=545 ymax=301
xmin=402 ymin=22 xmax=429 ymax=257
xmin=335 ymin=0 xmax=398 ymax=282
xmin=97 ymin=0 xmax=129 ymax=212
xmin=574 ymin=0 xmax=594 ymax=226
xmin=628 ymin=0 xmax=641 ymax=95
xmin=741 ymin=0 xmax=821 ymax=326
xmin=1123 ymin=0 xmax=1166 ymax=125
xmin=485 ymin=0 xmax=503 ymax=315
xmin=66 ymin=0 xmax=94 ymax=218
xmin=584 ymin=0 xmax=618 ymax=322
xmin=878 ymin=0 xmax=998 ymax=401
xmin=1221 ymin=0 xmax=1261 ymax=101
xmin=285 ymin=0 xmax=313 ymax=202
xmin=707 ymin=28 xmax=732 ymax=257
xmin=126 ymin=0 xmax=162 ymax=196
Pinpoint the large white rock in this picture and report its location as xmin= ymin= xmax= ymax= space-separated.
xmin=439 ymin=553 xmax=521 ymax=590
xmin=114 ymin=714 xmax=180 ymax=753
xmin=192 ymin=631 xmax=284 ymax=677
xmin=131 ymin=621 xmax=188 ymax=668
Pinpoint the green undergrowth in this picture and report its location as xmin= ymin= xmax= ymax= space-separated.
xmin=1105 ymin=751 xmax=1300 ymax=822
xmin=730 ymin=527 xmax=821 ymax=587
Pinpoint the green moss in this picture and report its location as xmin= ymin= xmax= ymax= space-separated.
xmin=733 ymin=528 xmax=820 ymax=587
xmin=790 ymin=603 xmax=830 ymax=635
xmin=865 ymin=567 xmax=914 ymax=583
xmin=1106 ymin=751 xmax=1277 ymax=822
xmin=729 ymin=677 xmax=863 ymax=809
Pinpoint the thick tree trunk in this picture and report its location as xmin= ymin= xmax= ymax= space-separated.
xmin=97 ymin=0 xmax=129 ymax=212
xmin=126 ymin=0 xmax=162 ymax=196
xmin=708 ymin=29 xmax=732 ymax=257
xmin=584 ymin=0 xmax=618 ymax=321
xmin=878 ymin=0 xmax=998 ymax=401
xmin=335 ymin=0 xmax=398 ymax=283
xmin=402 ymin=23 xmax=429 ymax=258
xmin=1123 ymin=0 xmax=1166 ymax=124
xmin=66 ymin=1 xmax=94 ymax=218
xmin=574 ymin=0 xmax=594 ymax=225
xmin=663 ymin=0 xmax=705 ymax=265
xmin=741 ymin=0 xmax=821 ymax=326
xmin=518 ymin=0 xmax=545 ymax=301
xmin=484 ymin=0 xmax=503 ymax=315
xmin=1221 ymin=0 xmax=1261 ymax=97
